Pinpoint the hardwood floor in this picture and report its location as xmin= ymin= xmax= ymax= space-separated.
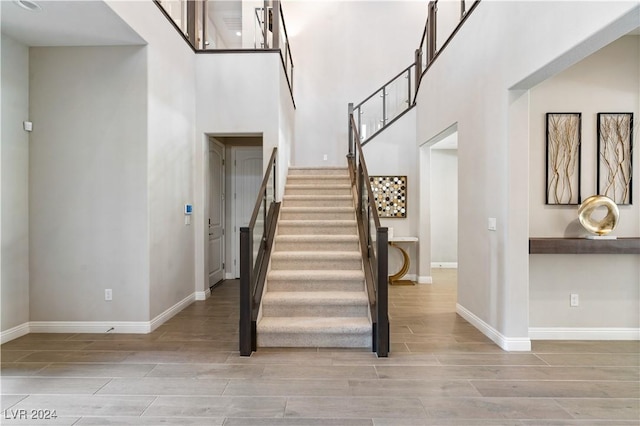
xmin=2 ymin=269 xmax=638 ymax=425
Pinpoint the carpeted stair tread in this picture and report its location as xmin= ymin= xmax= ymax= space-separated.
xmin=283 ymin=195 xmax=352 ymax=200
xmin=267 ymin=269 xmax=364 ymax=280
xmin=278 ymin=219 xmax=357 ymax=226
xmin=271 ymin=251 xmax=361 ymax=260
xmin=274 ymin=234 xmax=359 ymax=244
xmin=258 ymin=317 xmax=371 ymax=334
xmin=288 ymin=167 xmax=349 ymax=176
xmin=280 ymin=206 xmax=354 ymax=213
xmin=263 ymin=291 xmax=368 ymax=305
xmin=286 ymin=183 xmax=351 ymax=188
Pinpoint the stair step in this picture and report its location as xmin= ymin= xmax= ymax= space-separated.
xmin=282 ymin=195 xmax=353 ymax=208
xmin=280 ymin=207 xmax=355 ymax=221
xmin=287 ymin=175 xmax=351 ymax=185
xmin=267 ymin=270 xmax=365 ymax=292
xmin=257 ymin=317 xmax=371 ymax=348
xmin=274 ymin=234 xmax=360 ymax=252
xmin=262 ymin=291 xmax=369 ymax=317
xmin=288 ymin=167 xmax=349 ymax=176
xmin=285 ymin=184 xmax=352 ymax=196
xmin=278 ymin=220 xmax=357 ymax=235
xmin=271 ymin=251 xmax=362 ymax=271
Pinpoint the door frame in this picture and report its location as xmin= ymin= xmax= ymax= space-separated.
xmin=207 ymin=137 xmax=226 ymax=287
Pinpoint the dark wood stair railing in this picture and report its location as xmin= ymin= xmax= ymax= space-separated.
xmin=239 ymin=147 xmax=279 ymax=356
xmin=347 ymin=114 xmax=390 ymax=357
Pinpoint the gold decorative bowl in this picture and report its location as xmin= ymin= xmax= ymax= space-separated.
xmin=578 ymin=195 xmax=619 ymax=236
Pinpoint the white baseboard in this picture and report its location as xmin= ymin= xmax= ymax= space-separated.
xmin=529 ymin=327 xmax=640 ymax=340
xmin=149 ymin=292 xmax=195 ymax=332
xmin=30 ymin=321 xmax=150 ymax=334
xmin=195 ymin=288 xmax=211 ymax=301
xmin=2 ymin=293 xmax=197 ymax=343
xmin=418 ymin=276 xmax=433 ymax=284
xmin=1 ymin=323 xmax=30 ymax=345
xmin=456 ymin=303 xmax=531 ymax=351
xmin=431 ymin=262 xmax=458 ymax=269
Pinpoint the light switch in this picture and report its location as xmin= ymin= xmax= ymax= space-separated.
xmin=488 ymin=217 xmax=497 ymax=231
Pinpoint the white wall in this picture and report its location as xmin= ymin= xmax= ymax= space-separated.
xmin=29 ymin=46 xmax=149 ymax=322
xmin=194 ymin=52 xmax=294 ymax=294
xmin=1 ymin=34 xmax=30 ymax=333
xmin=529 ymin=36 xmax=639 ymax=237
xmin=363 ymin=109 xmax=419 ymax=279
xmin=529 ymin=35 xmax=639 ymax=334
xmin=107 ymin=0 xmax=197 ymax=320
xmin=430 ymin=149 xmax=458 ymax=264
xmin=415 ymin=1 xmax=639 ymax=349
xmin=285 ymin=1 xmax=427 ymax=166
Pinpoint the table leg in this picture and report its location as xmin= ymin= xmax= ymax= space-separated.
xmin=389 ymin=242 xmax=415 ymax=285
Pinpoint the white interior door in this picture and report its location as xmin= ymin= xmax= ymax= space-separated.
xmin=208 ymin=139 xmax=225 ymax=286
xmin=232 ymin=147 xmax=263 ymax=278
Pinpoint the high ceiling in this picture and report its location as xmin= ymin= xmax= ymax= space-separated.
xmin=1 ymin=0 xmax=144 ymax=46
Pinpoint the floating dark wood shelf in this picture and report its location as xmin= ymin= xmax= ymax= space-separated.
xmin=529 ymin=237 xmax=640 ymax=254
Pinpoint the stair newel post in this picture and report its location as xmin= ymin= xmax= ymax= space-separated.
xmin=415 ymin=49 xmax=422 ymax=96
xmin=272 ymin=154 xmax=277 ymax=202
xmin=407 ymin=66 xmax=412 ymax=106
xmin=376 ymin=227 xmax=389 ymax=357
xmin=348 ymin=103 xmax=354 ymax=158
xmin=427 ymin=1 xmax=437 ymax=64
xmin=263 ymin=0 xmax=270 ymax=48
xmin=381 ymin=87 xmax=387 ymax=127
xmin=239 ymin=227 xmax=253 ymax=356
xmin=272 ymin=0 xmax=281 ymax=50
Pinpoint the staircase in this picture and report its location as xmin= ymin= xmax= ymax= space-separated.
xmin=257 ymin=167 xmax=372 ymax=348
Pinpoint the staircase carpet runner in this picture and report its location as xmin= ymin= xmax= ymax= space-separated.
xmin=257 ymin=167 xmax=371 ymax=348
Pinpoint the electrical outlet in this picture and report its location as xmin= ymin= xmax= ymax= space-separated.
xmin=570 ymin=293 xmax=579 ymax=307
xmin=105 ymin=289 xmax=113 ymax=301
xmin=323 ymin=154 xmax=328 ymax=161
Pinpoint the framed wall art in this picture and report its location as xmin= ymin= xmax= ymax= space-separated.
xmin=597 ymin=112 xmax=633 ymax=205
xmin=370 ymin=175 xmax=407 ymax=218
xmin=545 ymin=112 xmax=582 ymax=205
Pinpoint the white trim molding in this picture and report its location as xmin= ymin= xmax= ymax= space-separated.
xmin=30 ymin=321 xmax=151 ymax=334
xmin=0 ymin=323 xmax=30 ymax=344
xmin=530 ymin=327 xmax=640 ymax=340
xmin=457 ymin=303 xmax=531 ymax=351
xmin=2 ymin=293 xmax=198 ymax=343
xmin=195 ymin=288 xmax=211 ymax=301
xmin=418 ymin=276 xmax=433 ymax=284
xmin=149 ymin=293 xmax=195 ymax=332
xmin=431 ymin=262 xmax=458 ymax=269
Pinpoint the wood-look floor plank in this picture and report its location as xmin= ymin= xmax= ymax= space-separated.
xmin=1 ymin=273 xmax=637 ymax=424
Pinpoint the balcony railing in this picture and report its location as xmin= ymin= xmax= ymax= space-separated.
xmin=352 ymin=64 xmax=416 ymax=146
xmin=350 ymin=0 xmax=481 ymax=147
xmin=416 ymin=0 xmax=481 ymax=90
xmin=155 ymin=0 xmax=294 ymax=99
